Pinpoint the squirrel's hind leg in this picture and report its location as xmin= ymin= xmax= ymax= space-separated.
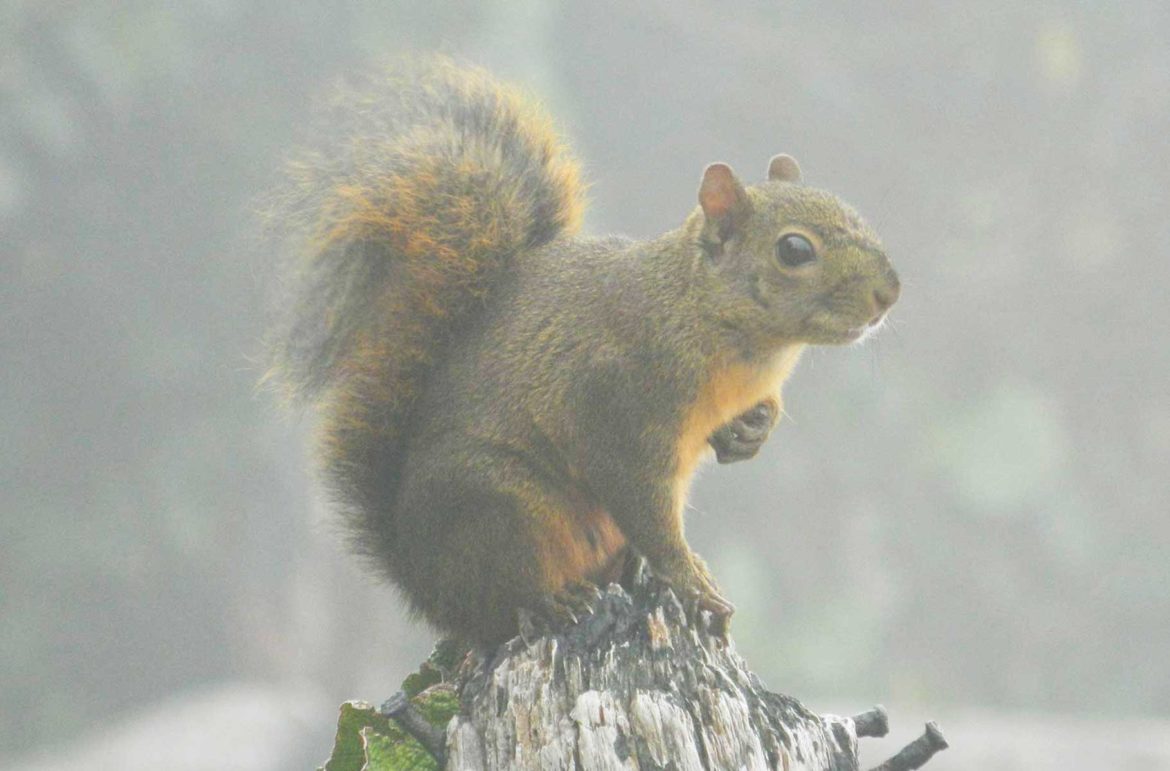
xmin=393 ymin=456 xmax=610 ymax=645
xmin=400 ymin=500 xmax=549 ymax=645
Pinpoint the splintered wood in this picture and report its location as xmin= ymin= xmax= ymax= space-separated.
xmin=444 ymin=576 xmax=871 ymax=771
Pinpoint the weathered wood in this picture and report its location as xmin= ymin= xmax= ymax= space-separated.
xmin=428 ymin=567 xmax=936 ymax=771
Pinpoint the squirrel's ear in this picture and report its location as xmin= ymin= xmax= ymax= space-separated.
xmin=699 ymin=163 xmax=751 ymax=248
xmin=767 ymin=154 xmax=802 ymax=183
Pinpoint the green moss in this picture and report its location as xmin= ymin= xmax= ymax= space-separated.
xmin=319 ymin=646 xmax=463 ymax=770
xmin=414 ymin=686 xmax=459 ymax=725
xmin=320 ymin=701 xmax=392 ymax=771
xmin=402 ymin=638 xmax=466 ymax=698
xmin=361 ymin=725 xmax=439 ymax=771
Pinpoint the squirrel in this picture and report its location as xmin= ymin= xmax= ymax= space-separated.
xmin=265 ymin=57 xmax=900 ymax=645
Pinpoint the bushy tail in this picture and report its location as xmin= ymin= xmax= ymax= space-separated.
xmin=264 ymin=57 xmax=585 ymax=566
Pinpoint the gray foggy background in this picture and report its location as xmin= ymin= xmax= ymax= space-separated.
xmin=3 ymin=1 xmax=1169 ymax=768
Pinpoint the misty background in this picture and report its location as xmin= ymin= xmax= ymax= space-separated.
xmin=3 ymin=1 xmax=1169 ymax=768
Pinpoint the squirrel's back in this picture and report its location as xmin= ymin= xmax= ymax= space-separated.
xmin=264 ymin=58 xmax=586 ymax=577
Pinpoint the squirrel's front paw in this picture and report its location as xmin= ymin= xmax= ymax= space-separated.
xmin=684 ymin=587 xmax=735 ymax=638
xmin=709 ymin=401 xmax=777 ymax=464
xmin=655 ymin=556 xmax=735 ymax=637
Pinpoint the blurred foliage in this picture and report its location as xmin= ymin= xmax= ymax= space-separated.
xmin=3 ymin=0 xmax=1169 ymax=760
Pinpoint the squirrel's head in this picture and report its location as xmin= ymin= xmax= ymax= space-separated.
xmin=691 ymin=155 xmax=900 ymax=347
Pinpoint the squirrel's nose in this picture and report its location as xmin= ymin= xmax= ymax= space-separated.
xmin=872 ymin=274 xmax=901 ymax=313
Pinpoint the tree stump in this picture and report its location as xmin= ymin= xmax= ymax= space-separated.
xmin=323 ymin=566 xmax=947 ymax=771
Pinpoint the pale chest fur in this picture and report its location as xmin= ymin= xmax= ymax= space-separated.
xmin=673 ymin=344 xmax=806 ymax=500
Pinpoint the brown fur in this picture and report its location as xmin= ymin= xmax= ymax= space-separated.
xmin=266 ymin=60 xmax=900 ymax=645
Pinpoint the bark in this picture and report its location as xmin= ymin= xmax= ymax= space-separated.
xmin=397 ymin=567 xmax=947 ymax=771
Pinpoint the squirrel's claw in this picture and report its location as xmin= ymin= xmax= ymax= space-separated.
xmin=651 ymin=553 xmax=735 ymax=638
xmin=701 ymin=590 xmax=735 ymax=637
xmin=558 ymin=581 xmax=602 ymax=617
xmin=517 ymin=602 xmax=571 ymax=644
xmin=518 ymin=584 xmax=603 ymax=643
xmin=709 ymin=402 xmax=776 ymax=464
xmin=682 ymin=588 xmax=735 ymax=638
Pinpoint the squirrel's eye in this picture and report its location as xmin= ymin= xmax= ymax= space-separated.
xmin=775 ymin=234 xmax=816 ymax=267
